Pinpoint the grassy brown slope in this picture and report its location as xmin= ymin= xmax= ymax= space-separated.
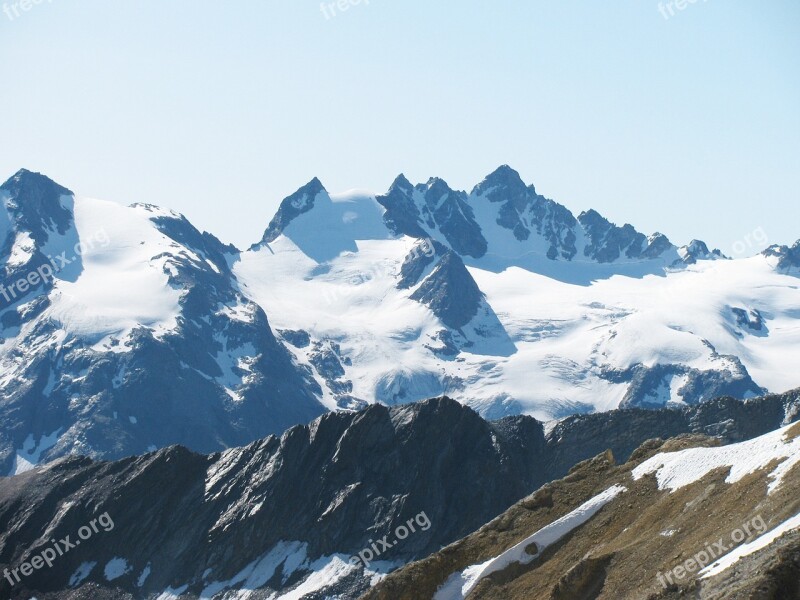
xmin=362 ymin=435 xmax=800 ymax=600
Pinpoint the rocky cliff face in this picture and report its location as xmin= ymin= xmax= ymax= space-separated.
xmin=599 ymin=355 xmax=766 ymax=410
xmin=251 ymin=177 xmax=327 ymax=248
xmin=409 ymin=251 xmax=484 ymax=330
xmin=1 ymin=390 xmax=798 ymax=599
xmin=377 ymin=176 xmax=488 ymax=258
xmin=375 ymin=165 xmax=680 ymax=266
xmin=577 ymin=209 xmax=670 ymax=263
xmin=763 ymin=240 xmax=800 ymax=271
xmin=0 ymin=398 xmax=547 ymax=600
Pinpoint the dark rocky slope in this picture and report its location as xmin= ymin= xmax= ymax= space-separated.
xmin=0 ymin=390 xmax=798 ymax=599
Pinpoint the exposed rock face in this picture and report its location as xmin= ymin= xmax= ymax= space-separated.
xmin=425 ymin=179 xmax=488 ymax=259
xmin=307 ymin=338 xmax=365 ymax=410
xmin=763 ymin=240 xmax=800 ymax=270
xmin=377 ymin=177 xmax=488 ymax=258
xmin=278 ymin=328 xmax=312 ymax=348
xmin=544 ymin=391 xmax=800 ymax=479
xmin=0 ymin=398 xmax=547 ymax=599
xmin=730 ymin=306 xmax=766 ymax=334
xmin=397 ymin=238 xmax=447 ymax=290
xmin=1 ymin=390 xmax=798 ymax=599
xmin=578 ymin=209 xmax=653 ymax=263
xmin=471 ymin=165 xmax=533 ymax=242
xmin=0 ymin=169 xmax=73 ymax=243
xmin=0 ymin=170 xmax=76 ymax=299
xmin=600 ymin=353 xmax=766 ymax=409
xmin=251 ymin=177 xmax=326 ymax=247
xmin=679 ymin=239 xmax=725 ymax=264
xmin=469 ymin=165 xmax=582 ymax=260
xmin=376 ymin=174 xmax=431 ymax=240
xmin=410 ymin=251 xmax=484 ymax=329
xmin=377 ymin=165 xmax=679 ymax=266
xmin=397 ymin=237 xmax=512 ymax=356
xmin=385 ymin=162 xmax=676 ymax=266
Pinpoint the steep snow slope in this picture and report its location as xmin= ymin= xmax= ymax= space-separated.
xmin=44 ymin=198 xmax=183 ymax=343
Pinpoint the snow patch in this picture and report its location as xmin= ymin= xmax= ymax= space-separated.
xmin=45 ymin=196 xmax=183 ymax=341
xmin=6 ymin=230 xmax=35 ymax=268
xmin=632 ymin=422 xmax=800 ymax=494
xmin=104 ymin=557 xmax=131 ymax=581
xmin=701 ymin=511 xmax=800 ymax=578
xmin=69 ymin=562 xmax=96 ymax=587
xmin=8 ymin=429 xmax=61 ymax=476
xmin=137 ymin=563 xmax=152 ymax=587
xmin=660 ymin=529 xmax=677 ymax=537
xmin=434 ymin=485 xmax=627 ymax=599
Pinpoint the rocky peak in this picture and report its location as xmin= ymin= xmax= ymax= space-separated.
xmin=388 ymin=173 xmax=414 ymax=193
xmin=578 ymin=209 xmax=675 ymax=263
xmin=0 ymin=168 xmax=74 ymax=243
xmin=410 ymin=250 xmax=484 ymax=329
xmin=253 ymin=177 xmax=328 ymax=247
xmin=762 ymin=240 xmax=800 ymax=270
xmin=472 ymin=164 xmax=528 ymax=200
xmin=679 ymin=239 xmax=725 ymax=264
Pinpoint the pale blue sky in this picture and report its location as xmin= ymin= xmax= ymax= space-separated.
xmin=1 ymin=1 xmax=798 ymax=255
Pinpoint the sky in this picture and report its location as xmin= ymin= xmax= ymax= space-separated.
xmin=0 ymin=0 xmax=798 ymax=256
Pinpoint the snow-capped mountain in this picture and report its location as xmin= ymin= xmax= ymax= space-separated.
xmin=1 ymin=166 xmax=799 ymax=473
xmin=0 ymin=170 xmax=327 ymax=476
xmin=236 ymin=165 xmax=797 ymax=420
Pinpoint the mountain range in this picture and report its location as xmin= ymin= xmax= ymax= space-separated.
xmin=1 ymin=166 xmax=799 ymax=478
